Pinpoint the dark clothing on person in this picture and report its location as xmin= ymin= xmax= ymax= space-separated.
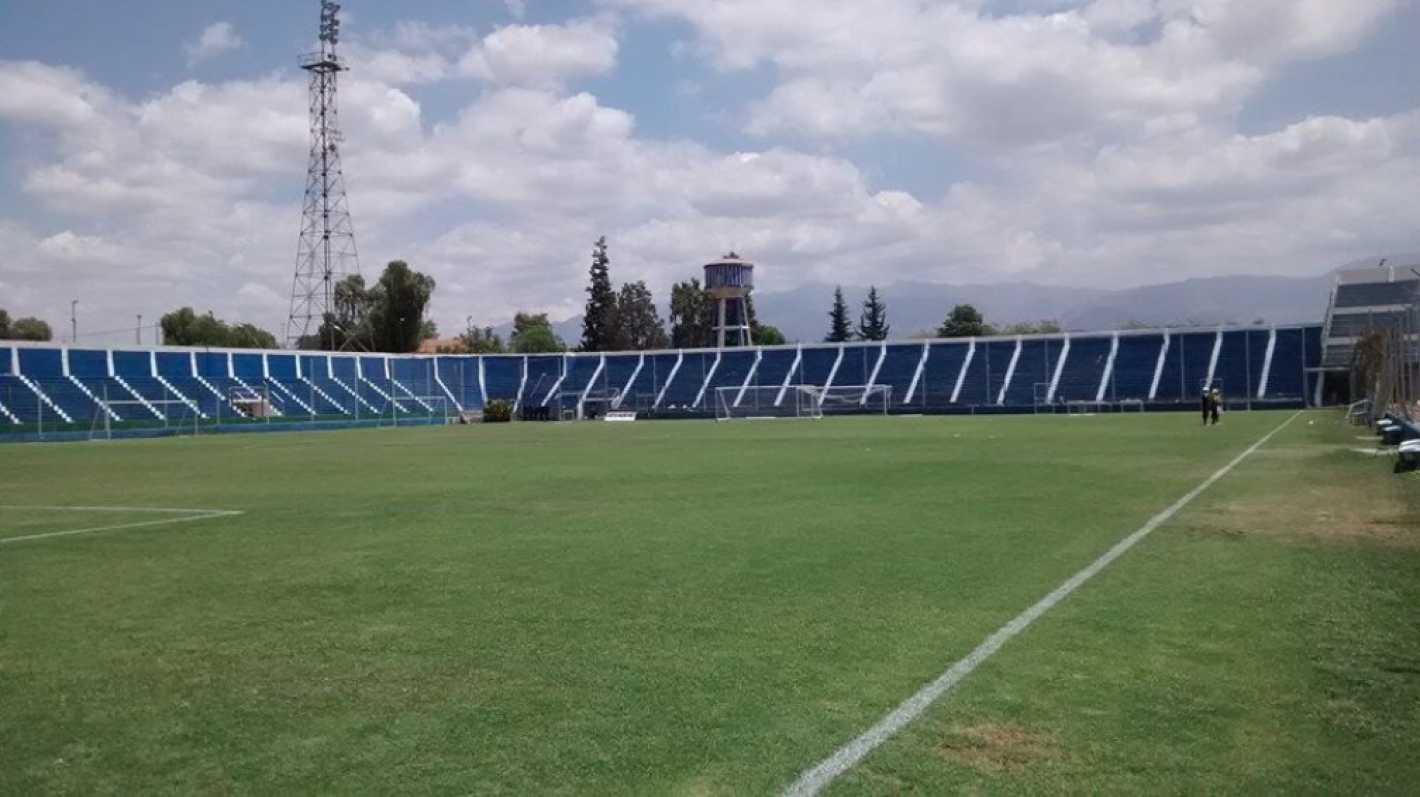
xmin=1201 ymin=393 xmax=1211 ymax=425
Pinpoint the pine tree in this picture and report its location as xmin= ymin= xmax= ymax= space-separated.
xmin=615 ymin=281 xmax=669 ymax=350
xmin=857 ymin=285 xmax=890 ymax=341
xmin=825 ymin=286 xmax=852 ymax=342
xmin=580 ymin=236 xmax=617 ymax=351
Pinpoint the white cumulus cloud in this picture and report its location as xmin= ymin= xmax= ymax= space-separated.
xmin=184 ymin=22 xmax=245 ymax=67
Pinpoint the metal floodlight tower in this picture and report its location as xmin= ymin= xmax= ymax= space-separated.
xmin=704 ymin=252 xmax=755 ymax=348
xmin=287 ymin=0 xmax=360 ymax=349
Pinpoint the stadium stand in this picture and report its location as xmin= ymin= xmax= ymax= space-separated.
xmin=0 ymin=323 xmax=1324 ymax=437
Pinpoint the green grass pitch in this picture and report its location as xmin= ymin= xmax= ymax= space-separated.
xmin=2 ymin=412 xmax=1418 ymax=793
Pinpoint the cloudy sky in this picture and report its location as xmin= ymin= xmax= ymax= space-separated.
xmin=2 ymin=0 xmax=1419 ymax=345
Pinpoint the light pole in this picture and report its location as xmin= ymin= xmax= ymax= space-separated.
xmin=70 ymin=300 xmax=78 ymax=343
xmin=137 ymin=315 xmax=143 ymax=345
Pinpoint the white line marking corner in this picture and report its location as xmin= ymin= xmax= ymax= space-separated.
xmin=784 ymin=411 xmax=1302 ymax=796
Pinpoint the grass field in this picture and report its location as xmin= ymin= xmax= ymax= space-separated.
xmin=2 ymin=411 xmax=1418 ymax=794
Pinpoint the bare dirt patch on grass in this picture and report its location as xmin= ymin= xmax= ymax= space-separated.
xmin=937 ymin=723 xmax=1063 ymax=774
xmin=1180 ymin=440 xmax=1420 ymax=550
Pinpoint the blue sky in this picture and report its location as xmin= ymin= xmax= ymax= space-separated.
xmin=2 ymin=0 xmax=1419 ymax=344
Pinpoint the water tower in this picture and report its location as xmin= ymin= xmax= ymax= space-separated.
xmin=704 ymin=252 xmax=755 ymax=348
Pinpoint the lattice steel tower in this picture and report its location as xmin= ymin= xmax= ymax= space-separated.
xmin=287 ymin=0 xmax=360 ymax=348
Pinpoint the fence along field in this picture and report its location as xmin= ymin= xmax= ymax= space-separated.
xmin=3 ymin=410 xmax=1416 ymax=793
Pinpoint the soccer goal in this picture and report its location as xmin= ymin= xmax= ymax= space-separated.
xmin=804 ymin=384 xmax=892 ymax=416
xmin=90 ymin=399 xmax=201 ymax=440
xmin=715 ymin=385 xmax=821 ymax=420
xmin=715 ymin=384 xmax=892 ymax=420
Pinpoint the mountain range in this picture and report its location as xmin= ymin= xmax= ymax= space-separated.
xmin=492 ymin=255 xmax=1417 ymax=345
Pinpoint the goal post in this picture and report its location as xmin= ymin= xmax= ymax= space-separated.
xmin=715 ymin=384 xmax=892 ymax=420
xmin=89 ymin=399 xmax=201 ymax=440
xmin=715 ymin=384 xmax=819 ymax=421
xmin=802 ymin=384 xmax=892 ymax=416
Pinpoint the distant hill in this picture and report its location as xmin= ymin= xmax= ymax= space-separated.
xmin=753 ymin=274 xmax=1333 ymax=342
xmin=483 ymin=261 xmax=1416 ymax=347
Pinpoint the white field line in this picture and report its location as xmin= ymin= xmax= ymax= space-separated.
xmin=0 ymin=506 xmax=243 ymax=545
xmin=784 ymin=410 xmax=1303 ymax=797
xmin=0 ymin=505 xmax=238 ymax=514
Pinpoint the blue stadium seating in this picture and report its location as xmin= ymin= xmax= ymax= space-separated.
xmin=1177 ymin=331 xmax=1217 ymax=398
xmin=713 ymin=350 xmax=759 ymax=400
xmin=660 ymin=352 xmax=711 ymax=410
xmin=1267 ymin=329 xmax=1306 ymax=398
xmin=482 ymin=357 xmax=522 ymax=404
xmin=1334 ymin=280 xmax=1419 ymax=308
xmin=601 ymin=353 xmax=641 ymax=406
xmin=1110 ymin=334 xmax=1160 ymax=401
xmin=1002 ymin=339 xmax=1062 ymax=407
xmin=879 ymin=344 xmax=925 ymax=408
xmin=1055 ymin=336 xmax=1111 ymax=403
xmin=0 ymin=324 xmax=1325 ymax=432
xmin=525 ymin=356 xmax=562 ymax=406
xmin=1211 ymin=330 xmax=1249 ymax=399
xmin=755 ymin=347 xmax=799 ymax=394
xmin=920 ymin=342 xmax=969 ymax=409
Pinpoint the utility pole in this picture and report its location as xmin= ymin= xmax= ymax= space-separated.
xmin=70 ymin=300 xmax=78 ymax=343
xmin=137 ymin=314 xmax=143 ymax=345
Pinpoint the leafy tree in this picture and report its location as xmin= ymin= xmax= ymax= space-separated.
xmin=1001 ymin=320 xmax=1061 ymax=335
xmin=826 ymin=286 xmax=852 ymax=342
xmin=421 ymin=319 xmax=439 ymax=341
xmin=366 ymin=260 xmax=436 ymax=353
xmin=440 ymin=321 xmax=505 ymax=354
xmin=304 ymin=275 xmax=373 ymax=350
xmin=754 ymin=324 xmax=787 ymax=346
xmin=615 ymin=281 xmax=669 ymax=350
xmin=226 ymin=323 xmax=278 ymax=349
xmin=669 ymin=278 xmax=714 ymax=349
xmin=510 ymin=312 xmax=566 ymax=353
xmin=0 ymin=309 xmax=9 ymax=338
xmin=8 ymin=316 xmax=52 ymax=341
xmin=580 ymin=236 xmax=618 ymax=351
xmin=160 ymin=307 xmax=275 ymax=348
xmin=857 ymin=285 xmax=890 ymax=341
xmin=936 ymin=304 xmax=994 ymax=338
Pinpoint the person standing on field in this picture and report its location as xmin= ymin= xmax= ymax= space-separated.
xmin=1210 ymin=387 xmax=1222 ymax=425
xmin=1201 ymin=388 xmax=1212 ymax=426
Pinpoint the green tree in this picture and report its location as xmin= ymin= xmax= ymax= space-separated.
xmin=366 ymin=260 xmax=436 ymax=353
xmin=857 ymin=285 xmax=890 ymax=341
xmin=226 ymin=323 xmax=278 ymax=349
xmin=826 ymin=286 xmax=852 ymax=342
xmin=753 ymin=324 xmax=787 ymax=346
xmin=510 ymin=312 xmax=566 ymax=353
xmin=669 ymin=278 xmax=713 ymax=349
xmin=442 ymin=321 xmax=505 ymax=354
xmin=580 ymin=236 xmax=618 ymax=351
xmin=0 ymin=309 xmax=10 ymax=338
xmin=615 ymin=281 xmax=669 ymax=350
xmin=937 ymin=304 xmax=994 ymax=338
xmin=1001 ymin=320 xmax=1061 ymax=335
xmin=303 ymin=274 xmax=373 ymax=350
xmin=8 ymin=317 xmax=52 ymax=341
xmin=160 ymin=307 xmax=276 ymax=348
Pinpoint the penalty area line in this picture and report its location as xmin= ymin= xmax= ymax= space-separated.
xmin=0 ymin=509 xmax=244 ymax=545
xmin=783 ymin=410 xmax=1303 ymax=797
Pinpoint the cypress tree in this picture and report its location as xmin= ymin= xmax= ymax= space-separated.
xmin=825 ymin=286 xmax=852 ymax=343
xmin=857 ymin=285 xmax=890 ymax=341
xmin=580 ymin=236 xmax=617 ymax=351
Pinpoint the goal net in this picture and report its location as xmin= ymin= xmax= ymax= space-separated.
xmin=715 ymin=384 xmax=892 ymax=420
xmin=804 ymin=384 xmax=892 ymax=416
xmin=715 ymin=385 xmax=821 ymax=420
xmin=90 ymin=399 xmax=201 ymax=440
